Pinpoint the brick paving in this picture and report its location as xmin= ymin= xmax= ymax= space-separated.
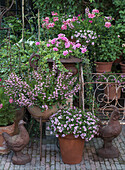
xmin=0 ymin=126 xmax=124 ymax=170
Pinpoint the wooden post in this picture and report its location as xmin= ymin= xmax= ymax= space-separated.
xmin=22 ymin=0 xmax=24 ymax=48
xmin=38 ymin=9 xmax=40 ymax=42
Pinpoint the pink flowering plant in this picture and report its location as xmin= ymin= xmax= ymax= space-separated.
xmin=48 ymin=106 xmax=99 ymax=141
xmin=41 ymin=11 xmax=80 ymax=39
xmin=0 ymin=83 xmax=15 ymax=126
xmin=4 ymin=65 xmax=80 ymax=111
xmin=37 ymin=33 xmax=88 ymax=67
xmin=70 ymin=8 xmax=122 ymax=62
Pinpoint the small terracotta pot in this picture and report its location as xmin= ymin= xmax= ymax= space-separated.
xmin=95 ymin=62 xmax=113 ymax=73
xmin=59 ymin=134 xmax=85 ymax=164
xmin=120 ymin=62 xmax=125 ymax=73
xmin=104 ymin=85 xmax=121 ymax=100
xmin=0 ymin=123 xmax=15 ymax=154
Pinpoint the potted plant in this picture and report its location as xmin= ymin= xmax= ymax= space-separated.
xmin=4 ymin=65 xmax=80 ymax=120
xmin=70 ymin=8 xmax=122 ymax=73
xmin=31 ymin=33 xmax=88 ymax=74
xmin=48 ymin=106 xmax=99 ymax=164
xmin=0 ymin=80 xmax=16 ymax=154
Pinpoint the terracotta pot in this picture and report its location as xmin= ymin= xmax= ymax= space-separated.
xmin=95 ymin=62 xmax=113 ymax=73
xmin=104 ymin=85 xmax=121 ymax=100
xmin=59 ymin=134 xmax=85 ymax=164
xmin=120 ymin=62 xmax=125 ymax=73
xmin=48 ymin=56 xmax=82 ymax=75
xmin=0 ymin=123 xmax=15 ymax=154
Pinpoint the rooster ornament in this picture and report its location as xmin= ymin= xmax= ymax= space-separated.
xmin=97 ymin=108 xmax=122 ymax=158
xmin=2 ymin=120 xmax=31 ymax=165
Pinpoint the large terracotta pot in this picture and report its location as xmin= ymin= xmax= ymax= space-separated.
xmin=120 ymin=62 xmax=125 ymax=73
xmin=95 ymin=62 xmax=113 ymax=73
xmin=0 ymin=123 xmax=15 ymax=154
xmin=104 ymin=85 xmax=121 ymax=100
xmin=59 ymin=134 xmax=85 ymax=164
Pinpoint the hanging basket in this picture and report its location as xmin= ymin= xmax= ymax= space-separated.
xmin=27 ymin=104 xmax=62 ymax=121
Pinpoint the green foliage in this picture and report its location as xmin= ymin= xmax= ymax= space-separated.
xmin=0 ymin=86 xmax=16 ymax=126
xmin=32 ymin=0 xmax=92 ymax=16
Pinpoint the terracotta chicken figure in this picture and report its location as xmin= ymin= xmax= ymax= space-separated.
xmin=97 ymin=108 xmax=122 ymax=158
xmin=2 ymin=120 xmax=31 ymax=165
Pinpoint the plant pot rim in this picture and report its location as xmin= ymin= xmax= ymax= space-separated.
xmin=0 ymin=122 xmax=15 ymax=128
xmin=59 ymin=134 xmax=84 ymax=140
xmin=120 ymin=62 xmax=125 ymax=66
xmin=48 ymin=56 xmax=83 ymax=63
xmin=95 ymin=61 xmax=113 ymax=64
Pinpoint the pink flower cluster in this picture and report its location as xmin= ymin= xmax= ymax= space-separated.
xmin=104 ymin=22 xmax=112 ymax=28
xmin=0 ymin=103 xmax=3 ymax=109
xmin=42 ymin=12 xmax=78 ymax=31
xmin=46 ymin=34 xmax=87 ymax=57
xmin=49 ymin=107 xmax=99 ymax=141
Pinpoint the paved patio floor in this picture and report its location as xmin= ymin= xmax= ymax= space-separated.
xmin=0 ymin=126 xmax=125 ymax=170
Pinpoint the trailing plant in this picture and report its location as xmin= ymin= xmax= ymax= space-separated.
xmin=4 ymin=64 xmax=80 ymax=111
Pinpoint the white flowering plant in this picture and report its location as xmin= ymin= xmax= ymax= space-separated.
xmin=4 ymin=65 xmax=80 ymax=112
xmin=48 ymin=106 xmax=99 ymax=141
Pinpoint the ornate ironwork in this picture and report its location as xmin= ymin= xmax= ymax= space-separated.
xmin=0 ymin=0 xmax=14 ymax=47
xmin=0 ymin=0 xmax=14 ymax=29
xmin=83 ymin=73 xmax=125 ymax=124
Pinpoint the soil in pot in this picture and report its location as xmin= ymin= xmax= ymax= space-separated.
xmin=59 ymin=134 xmax=85 ymax=164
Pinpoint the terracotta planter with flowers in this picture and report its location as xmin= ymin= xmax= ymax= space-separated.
xmin=59 ymin=134 xmax=85 ymax=164
xmin=49 ymin=107 xmax=99 ymax=164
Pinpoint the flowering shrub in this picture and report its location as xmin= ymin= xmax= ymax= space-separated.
xmin=0 ymin=81 xmax=15 ymax=126
xmin=5 ymin=65 xmax=80 ymax=111
xmin=37 ymin=33 xmax=88 ymax=61
xmin=42 ymin=12 xmax=79 ymax=38
xmin=71 ymin=8 xmax=122 ymax=62
xmin=48 ymin=107 xmax=99 ymax=141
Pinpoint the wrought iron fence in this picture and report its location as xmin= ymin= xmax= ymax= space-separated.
xmin=83 ymin=73 xmax=125 ymax=124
